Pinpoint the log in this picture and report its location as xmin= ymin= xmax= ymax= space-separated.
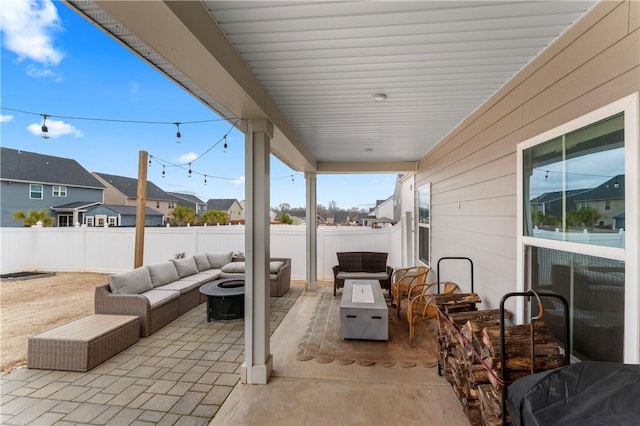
xmin=486 ymin=354 xmax=566 ymax=372
xmin=482 ymin=322 xmax=561 ymax=358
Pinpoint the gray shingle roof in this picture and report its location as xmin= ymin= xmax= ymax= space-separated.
xmin=207 ymin=199 xmax=239 ymax=210
xmin=0 ymin=147 xmax=104 ymax=189
xmin=168 ymin=192 xmax=205 ymax=205
xmin=94 ymin=172 xmax=174 ymax=200
xmin=573 ymin=174 xmax=625 ymax=202
xmin=102 ymin=205 xmax=164 ymax=216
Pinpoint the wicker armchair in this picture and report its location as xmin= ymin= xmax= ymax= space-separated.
xmin=390 ymin=266 xmax=430 ymax=318
xmin=407 ymin=281 xmax=458 ymax=347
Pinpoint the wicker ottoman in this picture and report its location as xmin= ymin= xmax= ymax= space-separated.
xmin=28 ymin=314 xmax=139 ymax=372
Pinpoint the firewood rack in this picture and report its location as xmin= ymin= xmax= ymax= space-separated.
xmin=498 ymin=291 xmax=570 ymax=426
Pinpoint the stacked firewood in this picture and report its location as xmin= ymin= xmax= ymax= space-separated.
xmin=432 ymin=293 xmax=565 ymax=426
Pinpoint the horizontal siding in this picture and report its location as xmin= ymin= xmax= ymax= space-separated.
xmin=417 ymin=1 xmax=639 ymax=308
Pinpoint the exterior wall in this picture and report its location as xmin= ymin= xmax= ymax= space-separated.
xmin=0 ymin=181 xmax=103 ymax=227
xmin=227 ymin=200 xmax=243 ymax=221
xmin=415 ymin=1 xmax=639 ymax=308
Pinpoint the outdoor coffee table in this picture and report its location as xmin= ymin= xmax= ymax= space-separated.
xmin=340 ymin=279 xmax=388 ymax=340
xmin=199 ymin=277 xmax=245 ymax=321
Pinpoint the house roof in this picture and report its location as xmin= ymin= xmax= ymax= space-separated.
xmin=530 ymin=189 xmax=589 ymax=204
xmin=207 ymin=199 xmax=240 ymax=211
xmin=94 ymin=172 xmax=174 ymax=200
xmin=168 ymin=192 xmax=205 ymax=205
xmin=0 ymin=147 xmax=105 ymax=189
xmin=51 ymin=201 xmax=103 ymax=211
xmin=87 ymin=204 xmax=164 ymax=216
xmin=573 ymin=175 xmax=625 ymax=202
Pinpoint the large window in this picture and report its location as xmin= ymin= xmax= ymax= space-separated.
xmin=518 ymin=95 xmax=638 ymax=363
xmin=523 ymin=114 xmax=624 ymax=248
xmin=30 ymin=184 xmax=43 ymax=199
xmin=418 ymin=184 xmax=430 ymax=264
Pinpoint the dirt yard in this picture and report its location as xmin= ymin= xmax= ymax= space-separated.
xmin=0 ymin=272 xmax=320 ymax=374
xmin=0 ymin=272 xmax=109 ymax=373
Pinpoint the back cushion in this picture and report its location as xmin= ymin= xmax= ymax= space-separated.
xmin=270 ymin=261 xmax=284 ymax=274
xmin=193 ymin=253 xmax=211 ymax=271
xmin=206 ymin=251 xmax=233 ymax=269
xmin=108 ymin=266 xmax=153 ymax=294
xmin=171 ymin=257 xmax=199 ymax=278
xmin=148 ymin=262 xmax=180 ymax=287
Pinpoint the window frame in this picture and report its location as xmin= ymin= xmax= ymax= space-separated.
xmin=29 ymin=184 xmax=43 ymax=199
xmin=517 ymin=93 xmax=639 ymax=363
xmin=52 ymin=186 xmax=67 ymax=197
xmin=417 ymin=183 xmax=431 ymax=266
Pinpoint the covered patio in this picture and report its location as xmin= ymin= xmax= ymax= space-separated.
xmin=0 ymin=284 xmax=468 ymax=425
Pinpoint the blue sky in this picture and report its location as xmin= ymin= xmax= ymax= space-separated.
xmin=0 ymin=0 xmax=396 ymax=210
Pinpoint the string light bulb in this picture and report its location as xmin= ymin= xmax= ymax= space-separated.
xmin=545 ymin=170 xmax=549 ymax=180
xmin=175 ymin=122 xmax=181 ymax=143
xmin=223 ymin=135 xmax=228 ymax=152
xmin=148 ymin=157 xmax=152 ymax=167
xmin=41 ymin=114 xmax=50 ymax=139
xmin=204 ymin=175 xmax=208 ymax=185
xmin=162 ymin=165 xmax=166 ymax=178
xmin=291 ymin=174 xmax=294 ymax=183
xmin=188 ymin=163 xmax=192 ymax=177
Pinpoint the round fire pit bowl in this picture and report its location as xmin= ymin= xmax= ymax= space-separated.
xmin=199 ymin=277 xmax=245 ymax=321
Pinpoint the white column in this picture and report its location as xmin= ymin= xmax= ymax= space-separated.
xmin=241 ymin=118 xmax=273 ymax=384
xmin=305 ymin=172 xmax=318 ymax=291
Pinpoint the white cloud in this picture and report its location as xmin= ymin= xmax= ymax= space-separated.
xmin=27 ymin=118 xmax=83 ymax=138
xmin=176 ymin=152 xmax=198 ymax=163
xmin=233 ymin=176 xmax=245 ymax=185
xmin=0 ymin=0 xmax=64 ymax=68
xmin=0 ymin=115 xmax=14 ymax=123
xmin=26 ymin=64 xmax=62 ymax=82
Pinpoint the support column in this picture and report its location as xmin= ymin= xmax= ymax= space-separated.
xmin=305 ymin=172 xmax=318 ymax=290
xmin=241 ymin=118 xmax=273 ymax=384
xmin=134 ymin=150 xmax=148 ymax=268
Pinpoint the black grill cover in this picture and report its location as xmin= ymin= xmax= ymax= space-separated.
xmin=506 ymin=361 xmax=640 ymax=426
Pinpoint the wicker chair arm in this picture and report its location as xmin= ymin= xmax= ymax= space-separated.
xmin=94 ymin=284 xmax=150 ymax=316
xmin=407 ymin=282 xmax=436 ymax=300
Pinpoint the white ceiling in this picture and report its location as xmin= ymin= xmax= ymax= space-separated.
xmin=67 ymin=1 xmax=595 ymax=172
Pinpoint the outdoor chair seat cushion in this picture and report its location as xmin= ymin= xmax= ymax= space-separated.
xmin=154 ymin=279 xmax=204 ymax=295
xmin=141 ymin=289 xmax=180 ymax=308
xmin=336 ymin=271 xmax=391 ymax=280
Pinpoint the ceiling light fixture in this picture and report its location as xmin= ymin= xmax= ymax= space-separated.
xmin=372 ymin=94 xmax=387 ymax=102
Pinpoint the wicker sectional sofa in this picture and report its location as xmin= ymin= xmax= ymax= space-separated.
xmin=95 ymin=252 xmax=291 ymax=336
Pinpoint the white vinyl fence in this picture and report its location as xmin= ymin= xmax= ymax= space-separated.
xmin=1 ymin=223 xmax=405 ymax=281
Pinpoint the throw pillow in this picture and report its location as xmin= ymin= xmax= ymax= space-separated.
xmin=108 ymin=266 xmax=153 ymax=294
xmin=193 ymin=253 xmax=211 ymax=271
xmin=206 ymin=251 xmax=233 ymax=269
xmin=148 ymin=262 xmax=180 ymax=287
xmin=221 ymin=261 xmax=246 ymax=274
xmin=171 ymin=256 xmax=199 ymax=278
xmin=270 ymin=261 xmax=284 ymax=274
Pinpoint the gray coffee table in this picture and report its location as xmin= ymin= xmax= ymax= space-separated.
xmin=199 ymin=277 xmax=245 ymax=321
xmin=340 ymin=279 xmax=388 ymax=340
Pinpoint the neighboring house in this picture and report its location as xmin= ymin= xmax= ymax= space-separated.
xmin=84 ymin=204 xmax=164 ymax=227
xmin=93 ymin=172 xmax=176 ymax=219
xmin=168 ymin=192 xmax=207 ymax=215
xmin=206 ymin=199 xmax=243 ymax=222
xmin=572 ymin=174 xmax=625 ymax=228
xmin=0 ymin=147 xmax=105 ymax=227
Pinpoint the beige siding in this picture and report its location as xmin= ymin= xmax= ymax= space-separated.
xmin=416 ymin=1 xmax=639 ymax=307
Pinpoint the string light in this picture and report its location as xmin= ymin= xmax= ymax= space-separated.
xmin=223 ymin=135 xmax=228 ymax=152
xmin=188 ymin=163 xmax=192 ymax=177
xmin=162 ymin=165 xmax=165 ymax=178
xmin=148 ymin=156 xmax=152 ymax=167
xmin=41 ymin=114 xmax=50 ymax=139
xmin=291 ymin=174 xmax=294 ymax=183
xmin=175 ymin=122 xmax=181 ymax=143
xmin=204 ymin=175 xmax=208 ymax=185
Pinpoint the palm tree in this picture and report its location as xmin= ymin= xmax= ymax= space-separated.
xmin=12 ymin=209 xmax=55 ymax=226
xmin=171 ymin=206 xmax=195 ymax=226
xmin=199 ymin=210 xmax=229 ymax=225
